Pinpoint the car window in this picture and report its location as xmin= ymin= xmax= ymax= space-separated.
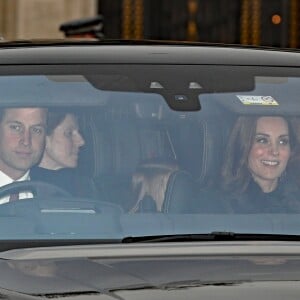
xmin=0 ymin=60 xmax=300 ymax=241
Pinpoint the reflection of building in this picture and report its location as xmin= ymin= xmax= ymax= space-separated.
xmin=0 ymin=0 xmax=97 ymax=40
xmin=0 ymin=0 xmax=299 ymax=48
xmin=99 ymin=0 xmax=300 ymax=48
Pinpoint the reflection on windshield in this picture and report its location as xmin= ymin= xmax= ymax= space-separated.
xmin=0 ymin=74 xmax=299 ymax=240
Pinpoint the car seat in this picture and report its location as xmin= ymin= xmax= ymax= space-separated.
xmin=161 ymin=169 xmax=196 ymax=213
xmin=78 ymin=100 xmax=177 ymax=211
xmin=161 ymin=114 xmax=232 ymax=213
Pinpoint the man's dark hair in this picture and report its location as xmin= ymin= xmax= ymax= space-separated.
xmin=46 ymin=108 xmax=79 ymax=136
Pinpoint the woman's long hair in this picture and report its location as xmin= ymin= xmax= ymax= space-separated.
xmin=221 ymin=115 xmax=295 ymax=195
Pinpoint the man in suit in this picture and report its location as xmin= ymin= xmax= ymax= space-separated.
xmin=0 ymin=107 xmax=47 ymax=203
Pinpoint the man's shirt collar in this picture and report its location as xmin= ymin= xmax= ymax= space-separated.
xmin=0 ymin=170 xmax=30 ymax=187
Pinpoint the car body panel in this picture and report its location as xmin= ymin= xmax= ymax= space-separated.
xmin=0 ymin=40 xmax=299 ymax=299
xmin=0 ymin=241 xmax=300 ymax=299
xmin=0 ymin=42 xmax=298 ymax=66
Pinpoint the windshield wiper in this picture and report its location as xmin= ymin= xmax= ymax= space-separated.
xmin=122 ymin=232 xmax=300 ymax=243
xmin=0 ymin=239 xmax=122 ymax=252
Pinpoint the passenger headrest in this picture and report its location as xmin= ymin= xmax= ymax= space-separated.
xmin=79 ymin=115 xmax=141 ymax=177
xmin=79 ymin=112 xmax=175 ymax=179
xmin=176 ymin=117 xmax=226 ymax=187
xmin=162 ymin=170 xmax=196 ymax=213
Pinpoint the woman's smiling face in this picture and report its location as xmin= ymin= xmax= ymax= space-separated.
xmin=248 ymin=116 xmax=291 ymax=192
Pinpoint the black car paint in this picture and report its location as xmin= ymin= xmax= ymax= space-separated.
xmin=0 ymin=40 xmax=299 ymax=299
xmin=0 ymin=241 xmax=300 ymax=299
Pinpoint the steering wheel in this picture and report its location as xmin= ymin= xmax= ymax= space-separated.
xmin=0 ymin=180 xmax=123 ymax=237
xmin=0 ymin=180 xmax=71 ymax=199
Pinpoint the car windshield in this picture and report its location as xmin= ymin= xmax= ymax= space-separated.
xmin=1 ymin=61 xmax=300 ymax=241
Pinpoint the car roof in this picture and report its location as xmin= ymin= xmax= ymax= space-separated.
xmin=0 ymin=39 xmax=299 ymax=66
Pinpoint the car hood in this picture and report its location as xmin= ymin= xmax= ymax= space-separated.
xmin=0 ymin=241 xmax=300 ymax=299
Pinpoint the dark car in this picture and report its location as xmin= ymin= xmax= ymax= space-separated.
xmin=0 ymin=40 xmax=299 ymax=299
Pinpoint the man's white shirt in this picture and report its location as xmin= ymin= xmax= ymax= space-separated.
xmin=0 ymin=170 xmax=33 ymax=204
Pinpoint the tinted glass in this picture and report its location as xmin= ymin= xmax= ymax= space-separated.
xmin=0 ymin=64 xmax=299 ymax=240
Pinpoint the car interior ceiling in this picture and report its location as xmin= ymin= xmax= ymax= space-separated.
xmin=75 ymin=94 xmax=235 ymax=214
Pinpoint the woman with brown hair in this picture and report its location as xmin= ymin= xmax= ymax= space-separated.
xmin=219 ymin=115 xmax=300 ymax=213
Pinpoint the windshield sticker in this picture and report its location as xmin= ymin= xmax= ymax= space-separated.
xmin=237 ymin=95 xmax=279 ymax=106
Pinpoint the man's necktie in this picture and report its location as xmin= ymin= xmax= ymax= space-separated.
xmin=9 ymin=193 xmax=19 ymax=202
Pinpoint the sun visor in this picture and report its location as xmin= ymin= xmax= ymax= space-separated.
xmin=202 ymin=77 xmax=300 ymax=115
xmin=0 ymin=75 xmax=107 ymax=107
xmin=85 ymin=66 xmax=255 ymax=112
